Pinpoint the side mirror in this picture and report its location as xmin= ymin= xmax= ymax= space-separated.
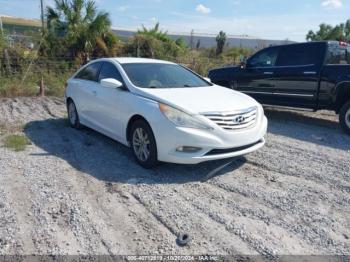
xmin=204 ymin=77 xmax=211 ymax=83
xmin=240 ymin=61 xmax=246 ymax=69
xmin=100 ymin=78 xmax=123 ymax=89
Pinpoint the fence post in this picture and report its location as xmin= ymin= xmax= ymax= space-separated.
xmin=4 ymin=49 xmax=11 ymax=74
xmin=39 ymin=75 xmax=45 ymax=97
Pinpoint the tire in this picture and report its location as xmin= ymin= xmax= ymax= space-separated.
xmin=67 ymin=100 xmax=82 ymax=129
xmin=130 ymin=120 xmax=158 ymax=168
xmin=339 ymin=100 xmax=350 ymax=135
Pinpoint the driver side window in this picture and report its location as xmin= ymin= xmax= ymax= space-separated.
xmin=98 ymin=62 xmax=124 ymax=83
xmin=248 ymin=47 xmax=279 ymax=68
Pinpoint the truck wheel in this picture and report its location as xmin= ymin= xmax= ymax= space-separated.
xmin=339 ymin=100 xmax=350 ymax=134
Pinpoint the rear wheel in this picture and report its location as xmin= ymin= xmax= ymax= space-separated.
xmin=339 ymin=100 xmax=350 ymax=135
xmin=67 ymin=100 xmax=82 ymax=129
xmin=130 ymin=120 xmax=158 ymax=168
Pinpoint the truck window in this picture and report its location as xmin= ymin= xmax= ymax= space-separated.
xmin=276 ymin=44 xmax=323 ymax=67
xmin=247 ymin=47 xmax=279 ymax=68
xmin=326 ymin=44 xmax=350 ymax=65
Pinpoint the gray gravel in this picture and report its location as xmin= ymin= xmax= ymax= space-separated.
xmin=0 ymin=97 xmax=349 ymax=256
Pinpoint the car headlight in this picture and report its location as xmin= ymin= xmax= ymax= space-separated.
xmin=159 ymin=103 xmax=213 ymax=130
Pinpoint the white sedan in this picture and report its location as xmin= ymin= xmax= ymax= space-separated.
xmin=65 ymin=58 xmax=267 ymax=168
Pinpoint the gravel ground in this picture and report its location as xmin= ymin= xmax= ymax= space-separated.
xmin=0 ymin=97 xmax=349 ymax=257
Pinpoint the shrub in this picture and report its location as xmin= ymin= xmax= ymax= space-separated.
xmin=3 ymin=134 xmax=31 ymax=151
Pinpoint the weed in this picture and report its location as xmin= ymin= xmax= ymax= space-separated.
xmin=3 ymin=134 xmax=31 ymax=151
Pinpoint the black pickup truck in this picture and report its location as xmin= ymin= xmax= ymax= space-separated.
xmin=208 ymin=41 xmax=350 ymax=134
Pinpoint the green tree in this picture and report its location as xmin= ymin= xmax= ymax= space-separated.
xmin=306 ymin=20 xmax=350 ymax=41
xmin=224 ymin=47 xmax=252 ymax=64
xmin=125 ymin=23 xmax=186 ymax=59
xmin=44 ymin=0 xmax=117 ymax=61
xmin=137 ymin=22 xmax=170 ymax=42
xmin=215 ymin=31 xmax=227 ymax=55
xmin=175 ymin=37 xmax=187 ymax=49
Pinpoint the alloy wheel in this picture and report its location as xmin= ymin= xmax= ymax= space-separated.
xmin=132 ymin=127 xmax=150 ymax=162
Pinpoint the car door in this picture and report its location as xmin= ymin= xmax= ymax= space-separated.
xmin=236 ymin=46 xmax=280 ymax=104
xmin=271 ymin=43 xmax=325 ymax=108
xmin=92 ymin=61 xmax=130 ymax=141
xmin=73 ymin=61 xmax=103 ymax=126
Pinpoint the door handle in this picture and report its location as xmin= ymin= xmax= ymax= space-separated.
xmin=303 ymin=71 xmax=317 ymax=75
xmin=263 ymin=72 xmax=274 ymax=75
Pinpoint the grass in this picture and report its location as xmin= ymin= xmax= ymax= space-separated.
xmin=0 ymin=71 xmax=73 ymax=97
xmin=1 ymin=16 xmax=41 ymax=27
xmin=3 ymin=134 xmax=31 ymax=151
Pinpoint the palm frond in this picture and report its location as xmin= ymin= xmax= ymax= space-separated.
xmin=84 ymin=0 xmax=97 ymax=22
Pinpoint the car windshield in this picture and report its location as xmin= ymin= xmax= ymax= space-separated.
xmin=121 ymin=63 xmax=211 ymax=88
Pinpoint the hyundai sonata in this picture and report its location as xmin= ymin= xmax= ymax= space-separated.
xmin=65 ymin=58 xmax=267 ymax=168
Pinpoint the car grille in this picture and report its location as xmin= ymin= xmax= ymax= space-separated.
xmin=202 ymin=107 xmax=257 ymax=130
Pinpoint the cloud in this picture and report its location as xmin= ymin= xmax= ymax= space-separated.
xmin=117 ymin=5 xmax=129 ymax=12
xmin=150 ymin=17 xmax=158 ymax=23
xmin=321 ymin=0 xmax=343 ymax=9
xmin=195 ymin=4 xmax=211 ymax=14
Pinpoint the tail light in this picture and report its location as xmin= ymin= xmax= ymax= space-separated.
xmin=339 ymin=41 xmax=348 ymax=47
xmin=65 ymin=81 xmax=68 ymax=90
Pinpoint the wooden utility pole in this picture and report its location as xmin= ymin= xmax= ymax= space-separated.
xmin=0 ymin=15 xmax=3 ymax=35
xmin=39 ymin=0 xmax=46 ymax=96
xmin=40 ymin=0 xmax=45 ymax=32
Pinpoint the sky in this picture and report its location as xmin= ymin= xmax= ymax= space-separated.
xmin=0 ymin=0 xmax=350 ymax=41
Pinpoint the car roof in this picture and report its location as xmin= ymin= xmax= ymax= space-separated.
xmin=110 ymin=57 xmax=176 ymax=65
xmin=266 ymin=41 xmax=350 ymax=49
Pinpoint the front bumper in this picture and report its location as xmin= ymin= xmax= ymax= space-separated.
xmin=152 ymin=113 xmax=268 ymax=164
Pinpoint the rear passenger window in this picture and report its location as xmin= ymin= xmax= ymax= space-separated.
xmin=326 ymin=44 xmax=350 ymax=64
xmin=277 ymin=44 xmax=323 ymax=66
xmin=98 ymin=62 xmax=124 ymax=83
xmin=75 ymin=62 xmax=102 ymax=82
xmin=248 ymin=47 xmax=279 ymax=67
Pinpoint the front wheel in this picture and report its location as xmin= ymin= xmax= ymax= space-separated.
xmin=130 ymin=120 xmax=158 ymax=169
xmin=339 ymin=100 xmax=350 ymax=135
xmin=67 ymin=100 xmax=82 ymax=129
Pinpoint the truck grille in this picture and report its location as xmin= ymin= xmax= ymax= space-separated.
xmin=202 ymin=107 xmax=257 ymax=130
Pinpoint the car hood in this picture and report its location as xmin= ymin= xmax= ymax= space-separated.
xmin=133 ymin=85 xmax=259 ymax=115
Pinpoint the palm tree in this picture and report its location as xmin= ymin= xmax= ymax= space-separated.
xmin=45 ymin=0 xmax=114 ymax=62
xmin=137 ymin=23 xmax=170 ymax=42
xmin=215 ymin=31 xmax=227 ymax=55
xmin=128 ymin=22 xmax=184 ymax=59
